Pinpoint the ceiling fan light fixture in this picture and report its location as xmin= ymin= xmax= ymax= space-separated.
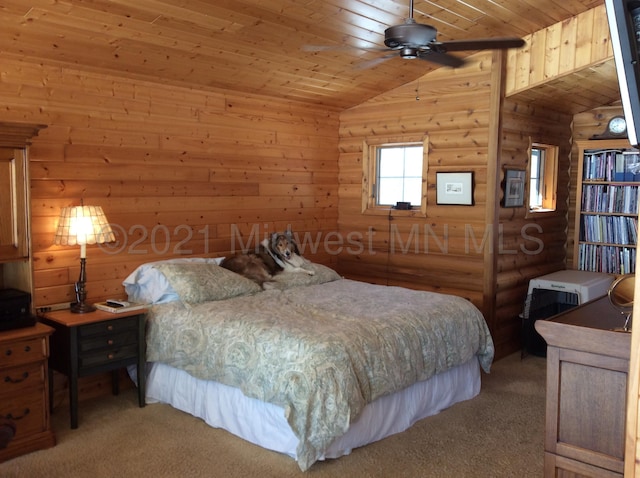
xmin=400 ymin=47 xmax=418 ymax=59
xmin=309 ymin=0 xmax=525 ymax=70
xmin=384 ymin=22 xmax=437 ymax=50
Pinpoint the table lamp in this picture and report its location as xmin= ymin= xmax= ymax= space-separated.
xmin=54 ymin=205 xmax=115 ymax=313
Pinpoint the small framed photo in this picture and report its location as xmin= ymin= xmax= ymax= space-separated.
xmin=502 ymin=169 xmax=526 ymax=208
xmin=436 ymin=172 xmax=474 ymax=206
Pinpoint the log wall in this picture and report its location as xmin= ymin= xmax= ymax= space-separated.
xmin=336 ymin=49 xmax=576 ymax=358
xmin=0 ymin=56 xmax=340 ymax=307
xmin=337 ymin=51 xmax=498 ymax=333
xmin=495 ymin=99 xmax=573 ymax=354
xmin=336 ymin=3 xmax=619 ymax=359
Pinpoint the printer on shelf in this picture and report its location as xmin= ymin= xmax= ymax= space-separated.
xmin=0 ymin=288 xmax=36 ymax=331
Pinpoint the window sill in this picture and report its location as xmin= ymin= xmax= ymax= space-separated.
xmin=362 ymin=207 xmax=427 ymax=218
xmin=526 ymin=208 xmax=557 ymax=219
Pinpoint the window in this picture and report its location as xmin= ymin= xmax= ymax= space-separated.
xmin=362 ymin=136 xmax=428 ymax=215
xmin=529 ymin=147 xmax=545 ymax=209
xmin=376 ymin=145 xmax=423 ymax=206
xmin=528 ymin=142 xmax=558 ymax=213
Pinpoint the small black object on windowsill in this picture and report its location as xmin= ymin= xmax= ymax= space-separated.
xmin=393 ymin=201 xmax=412 ymax=210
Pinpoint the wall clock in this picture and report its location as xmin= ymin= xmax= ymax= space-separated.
xmin=591 ymin=115 xmax=628 ymax=139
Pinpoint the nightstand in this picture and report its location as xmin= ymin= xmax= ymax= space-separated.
xmin=38 ymin=308 xmax=147 ymax=429
xmin=0 ymin=323 xmax=56 ymax=462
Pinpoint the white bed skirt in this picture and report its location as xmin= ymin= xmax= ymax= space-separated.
xmin=133 ymin=357 xmax=481 ymax=462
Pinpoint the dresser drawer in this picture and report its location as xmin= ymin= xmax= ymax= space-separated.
xmin=0 ymin=388 xmax=47 ymax=437
xmin=79 ymin=343 xmax=139 ymax=369
xmin=78 ymin=330 xmax=138 ymax=353
xmin=0 ymin=362 xmax=45 ymax=396
xmin=78 ymin=316 xmax=138 ymax=338
xmin=0 ymin=335 xmax=47 ymax=367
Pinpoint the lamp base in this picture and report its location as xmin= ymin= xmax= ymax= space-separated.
xmin=70 ymin=301 xmax=96 ymax=314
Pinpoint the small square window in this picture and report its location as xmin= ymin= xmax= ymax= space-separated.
xmin=362 ymin=137 xmax=428 ymax=215
xmin=376 ymin=145 xmax=423 ymax=206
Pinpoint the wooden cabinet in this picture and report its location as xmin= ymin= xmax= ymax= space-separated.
xmin=0 ymin=122 xmax=45 ymax=300
xmin=0 ymin=148 xmax=28 ymax=261
xmin=39 ymin=308 xmax=147 ymax=429
xmin=574 ymin=139 xmax=639 ymax=274
xmin=535 ymin=297 xmax=631 ymax=477
xmin=0 ymin=323 xmax=56 ymax=462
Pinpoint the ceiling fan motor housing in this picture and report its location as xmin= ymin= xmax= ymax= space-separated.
xmin=384 ymin=21 xmax=437 ymax=49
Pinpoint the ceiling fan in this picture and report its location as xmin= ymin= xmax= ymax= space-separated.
xmin=308 ymin=0 xmax=525 ymax=69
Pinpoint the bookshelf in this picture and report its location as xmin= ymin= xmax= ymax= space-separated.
xmin=574 ymin=139 xmax=639 ymax=274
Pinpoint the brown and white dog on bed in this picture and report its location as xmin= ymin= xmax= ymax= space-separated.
xmin=220 ymin=231 xmax=314 ymax=287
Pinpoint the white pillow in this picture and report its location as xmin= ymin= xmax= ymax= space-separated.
xmin=123 ymin=257 xmax=225 ymax=304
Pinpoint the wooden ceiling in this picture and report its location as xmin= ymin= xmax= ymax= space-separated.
xmin=1 ymin=0 xmax=613 ymax=110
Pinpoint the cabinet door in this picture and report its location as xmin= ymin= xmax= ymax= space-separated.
xmin=546 ymin=346 xmax=628 ymax=474
xmin=0 ymin=148 xmax=28 ymax=260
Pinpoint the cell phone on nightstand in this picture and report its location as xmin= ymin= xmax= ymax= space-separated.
xmin=106 ymin=299 xmax=130 ymax=308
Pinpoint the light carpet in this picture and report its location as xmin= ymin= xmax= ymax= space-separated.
xmin=1 ymin=352 xmax=546 ymax=477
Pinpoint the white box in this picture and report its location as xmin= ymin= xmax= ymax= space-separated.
xmin=522 ymin=270 xmax=615 ymax=356
xmin=527 ymin=270 xmax=614 ymax=304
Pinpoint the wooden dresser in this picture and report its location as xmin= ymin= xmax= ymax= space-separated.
xmin=535 ymin=296 xmax=631 ymax=477
xmin=0 ymin=323 xmax=56 ymax=462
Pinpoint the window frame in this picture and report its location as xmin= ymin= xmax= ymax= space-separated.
xmin=362 ymin=135 xmax=428 ymax=216
xmin=527 ymin=141 xmax=558 ymax=215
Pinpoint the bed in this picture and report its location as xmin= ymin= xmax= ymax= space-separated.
xmin=124 ymin=258 xmax=494 ymax=471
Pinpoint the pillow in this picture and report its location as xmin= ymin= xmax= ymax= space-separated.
xmin=153 ymin=262 xmax=261 ymax=305
xmin=267 ymin=263 xmax=342 ymax=290
xmin=123 ymin=257 xmax=225 ymax=304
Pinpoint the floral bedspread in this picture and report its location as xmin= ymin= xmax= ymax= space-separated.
xmin=145 ymin=279 xmax=494 ymax=470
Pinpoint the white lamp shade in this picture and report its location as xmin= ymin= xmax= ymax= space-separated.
xmin=54 ymin=205 xmax=115 ymax=246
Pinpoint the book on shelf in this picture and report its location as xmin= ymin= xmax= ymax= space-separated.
xmin=577 ymin=243 xmax=636 ymax=274
xmin=583 ymin=148 xmax=640 ymax=182
xmin=580 ymin=214 xmax=638 ymax=245
xmin=94 ymin=301 xmax=148 ymax=314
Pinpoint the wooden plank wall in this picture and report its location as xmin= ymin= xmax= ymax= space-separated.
xmin=337 ymin=52 xmax=495 ymax=323
xmin=0 ymin=3 xmax=625 ymax=364
xmin=505 ymin=3 xmax=612 ymax=97
xmin=336 ymin=48 xmax=577 ymax=358
xmin=336 ymin=3 xmax=622 ymax=359
xmin=0 ymin=56 xmax=340 ymax=307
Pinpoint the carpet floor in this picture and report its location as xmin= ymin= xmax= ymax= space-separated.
xmin=1 ymin=352 xmax=546 ymax=477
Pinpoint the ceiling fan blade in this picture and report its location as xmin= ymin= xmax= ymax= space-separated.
xmin=432 ymin=37 xmax=525 ymax=53
xmin=354 ymin=53 xmax=397 ymax=70
xmin=302 ymin=45 xmax=338 ymax=52
xmin=302 ymin=44 xmax=389 ymax=53
xmin=418 ymin=51 xmax=466 ymax=68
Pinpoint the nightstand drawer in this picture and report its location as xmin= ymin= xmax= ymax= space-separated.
xmin=78 ymin=330 xmax=138 ymax=353
xmin=79 ymin=316 xmax=138 ymax=338
xmin=1 ymin=362 xmax=45 ymax=395
xmin=79 ymin=343 xmax=138 ymax=369
xmin=0 ymin=390 xmax=48 ymax=437
xmin=0 ymin=336 xmax=46 ymax=367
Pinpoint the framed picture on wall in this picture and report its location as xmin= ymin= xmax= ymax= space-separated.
xmin=502 ymin=169 xmax=526 ymax=207
xmin=436 ymin=172 xmax=474 ymax=205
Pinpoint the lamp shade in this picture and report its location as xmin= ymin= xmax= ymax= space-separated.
xmin=54 ymin=205 xmax=115 ymax=247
